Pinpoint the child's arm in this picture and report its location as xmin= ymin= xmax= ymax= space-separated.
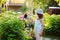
xmin=40 ymin=18 xmax=44 ymax=27
xmin=39 ymin=18 xmax=44 ymax=36
xmin=28 ymin=14 xmax=37 ymax=18
xmin=27 ymin=13 xmax=37 ymax=22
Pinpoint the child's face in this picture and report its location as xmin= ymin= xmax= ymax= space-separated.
xmin=37 ymin=13 xmax=43 ymax=19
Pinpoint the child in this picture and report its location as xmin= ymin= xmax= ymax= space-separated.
xmin=19 ymin=14 xmax=24 ymax=20
xmin=34 ymin=8 xmax=44 ymax=40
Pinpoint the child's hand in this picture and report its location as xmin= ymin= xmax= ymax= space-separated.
xmin=39 ymin=32 xmax=42 ymax=37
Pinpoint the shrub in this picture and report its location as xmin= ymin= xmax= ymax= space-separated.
xmin=1 ymin=8 xmax=5 ymax=13
xmin=0 ymin=16 xmax=28 ymax=40
xmin=44 ymin=13 xmax=60 ymax=36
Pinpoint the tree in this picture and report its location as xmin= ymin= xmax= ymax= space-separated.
xmin=47 ymin=0 xmax=59 ymax=7
xmin=0 ymin=0 xmax=6 ymax=7
xmin=33 ymin=0 xmax=60 ymax=12
xmin=55 ymin=0 xmax=60 ymax=6
xmin=33 ymin=0 xmax=51 ymax=12
xmin=0 ymin=0 xmax=6 ymax=13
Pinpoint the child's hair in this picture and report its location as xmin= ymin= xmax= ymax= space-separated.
xmin=24 ymin=14 xmax=27 ymax=18
xmin=37 ymin=13 xmax=43 ymax=19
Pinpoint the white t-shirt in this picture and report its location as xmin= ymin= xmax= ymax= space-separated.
xmin=27 ymin=15 xmax=30 ymax=19
xmin=34 ymin=19 xmax=42 ymax=33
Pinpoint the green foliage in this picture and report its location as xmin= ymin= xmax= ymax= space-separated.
xmin=33 ymin=0 xmax=60 ymax=12
xmin=55 ymin=0 xmax=60 ymax=6
xmin=1 ymin=8 xmax=5 ymax=13
xmin=0 ymin=16 xmax=28 ymax=40
xmin=33 ymin=0 xmax=50 ymax=11
xmin=47 ymin=0 xmax=59 ymax=7
xmin=0 ymin=0 xmax=6 ymax=13
xmin=44 ymin=13 xmax=60 ymax=36
xmin=20 ymin=6 xmax=28 ymax=13
xmin=0 ymin=0 xmax=6 ymax=6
